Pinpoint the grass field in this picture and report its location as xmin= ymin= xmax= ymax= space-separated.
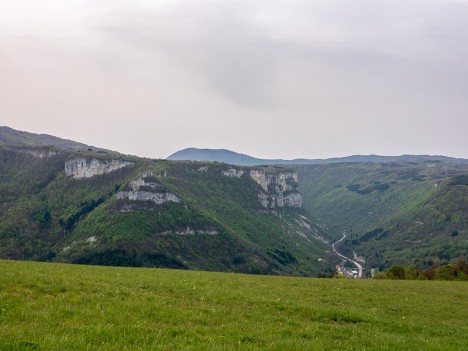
xmin=1 ymin=260 xmax=467 ymax=350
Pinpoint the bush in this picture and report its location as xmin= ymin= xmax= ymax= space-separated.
xmin=386 ymin=266 xmax=406 ymax=280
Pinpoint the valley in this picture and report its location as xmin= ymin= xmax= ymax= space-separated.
xmin=1 ymin=126 xmax=467 ymax=276
xmin=331 ymin=232 xmax=363 ymax=278
xmin=2 ymin=1 xmax=467 ymax=349
xmin=296 ymin=162 xmax=468 ymax=272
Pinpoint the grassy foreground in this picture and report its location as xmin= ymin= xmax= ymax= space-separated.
xmin=1 ymin=260 xmax=467 ymax=350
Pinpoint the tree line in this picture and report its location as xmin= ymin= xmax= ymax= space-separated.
xmin=374 ymin=258 xmax=468 ymax=281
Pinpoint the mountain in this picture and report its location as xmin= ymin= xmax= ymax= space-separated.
xmin=168 ymin=147 xmax=468 ymax=165
xmin=0 ymin=126 xmax=106 ymax=151
xmin=2 ymin=127 xmax=467 ymax=276
xmin=167 ymin=148 xmax=265 ymax=165
xmin=0 ymin=127 xmax=333 ymax=276
xmin=295 ymin=162 xmax=468 ymax=271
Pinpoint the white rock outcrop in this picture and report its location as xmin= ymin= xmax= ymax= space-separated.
xmin=282 ymin=192 xmax=303 ymax=207
xmin=65 ymin=158 xmax=134 ymax=179
xmin=251 ymin=170 xmax=302 ymax=209
xmin=250 ymin=170 xmax=270 ymax=191
xmin=7 ymin=147 xmax=59 ymax=158
xmin=258 ymin=193 xmax=270 ymax=208
xmin=250 ymin=170 xmax=298 ymax=192
xmin=160 ymin=227 xmax=218 ymax=236
xmin=222 ymin=167 xmax=302 ymax=208
xmin=222 ymin=168 xmax=245 ymax=178
xmin=116 ymin=171 xmax=181 ymax=205
xmin=116 ymin=190 xmax=181 ymax=204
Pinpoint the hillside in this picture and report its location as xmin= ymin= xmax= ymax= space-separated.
xmin=168 ymin=147 xmax=468 ymax=166
xmin=2 ymin=127 xmax=467 ymax=276
xmin=0 ymin=129 xmax=333 ymax=276
xmin=168 ymin=147 xmax=468 ymax=272
xmin=296 ymin=162 xmax=468 ymax=271
xmin=0 ymin=126 xmax=106 ymax=151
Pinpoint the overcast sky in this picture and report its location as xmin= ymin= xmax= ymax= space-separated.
xmin=1 ymin=0 xmax=467 ymax=159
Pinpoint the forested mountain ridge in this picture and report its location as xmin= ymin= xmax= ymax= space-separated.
xmin=0 ymin=126 xmax=107 ymax=151
xmin=0 ymin=128 xmax=333 ymax=276
xmin=1 ymin=127 xmax=466 ymax=276
xmin=296 ymin=162 xmax=468 ymax=271
xmin=169 ymin=146 xmax=468 ymax=271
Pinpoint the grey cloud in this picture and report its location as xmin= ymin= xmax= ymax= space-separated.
xmin=0 ymin=0 xmax=467 ymax=159
xmin=92 ymin=0 xmax=468 ymax=108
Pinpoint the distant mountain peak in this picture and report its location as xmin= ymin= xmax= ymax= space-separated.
xmin=167 ymin=147 xmax=468 ymax=166
xmin=168 ymin=148 xmax=265 ymax=166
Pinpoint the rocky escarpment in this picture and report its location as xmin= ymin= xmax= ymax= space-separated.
xmin=5 ymin=147 xmax=59 ymax=158
xmin=222 ymin=168 xmax=245 ymax=178
xmin=65 ymin=158 xmax=134 ymax=179
xmin=249 ymin=170 xmax=298 ymax=192
xmin=160 ymin=227 xmax=218 ymax=236
xmin=223 ymin=167 xmax=303 ymax=209
xmin=257 ymin=191 xmax=303 ymax=209
xmin=250 ymin=170 xmax=302 ymax=209
xmin=116 ymin=171 xmax=181 ymax=209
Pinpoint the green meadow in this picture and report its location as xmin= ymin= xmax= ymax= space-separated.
xmin=1 ymin=260 xmax=467 ymax=350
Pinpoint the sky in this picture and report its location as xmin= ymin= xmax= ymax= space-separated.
xmin=1 ymin=0 xmax=467 ymax=160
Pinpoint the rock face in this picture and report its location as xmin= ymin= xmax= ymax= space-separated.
xmin=6 ymin=147 xmax=59 ymax=158
xmin=116 ymin=171 xmax=181 ymax=206
xmin=65 ymin=158 xmax=134 ymax=179
xmin=280 ymin=192 xmax=303 ymax=208
xmin=222 ymin=168 xmax=245 ymax=178
xmin=223 ymin=168 xmax=302 ymax=210
xmin=117 ymin=191 xmax=180 ymax=204
xmin=250 ymin=170 xmax=302 ymax=209
xmin=222 ymin=167 xmax=302 ymax=209
xmin=160 ymin=227 xmax=218 ymax=236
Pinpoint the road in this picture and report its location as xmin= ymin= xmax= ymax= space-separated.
xmin=331 ymin=232 xmax=364 ymax=278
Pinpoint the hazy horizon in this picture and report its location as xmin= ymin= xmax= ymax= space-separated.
xmin=1 ymin=0 xmax=468 ymax=159
xmin=2 ymin=124 xmax=467 ymax=161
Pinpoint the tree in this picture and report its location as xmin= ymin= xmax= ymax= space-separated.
xmin=386 ymin=265 xmax=406 ymax=280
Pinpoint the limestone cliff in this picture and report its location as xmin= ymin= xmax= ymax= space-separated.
xmin=250 ymin=170 xmax=302 ymax=209
xmin=65 ymin=158 xmax=134 ymax=179
xmin=222 ymin=168 xmax=245 ymax=178
xmin=222 ymin=167 xmax=302 ymax=209
xmin=6 ymin=147 xmax=59 ymax=158
xmin=116 ymin=171 xmax=181 ymax=208
xmin=160 ymin=228 xmax=219 ymax=236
